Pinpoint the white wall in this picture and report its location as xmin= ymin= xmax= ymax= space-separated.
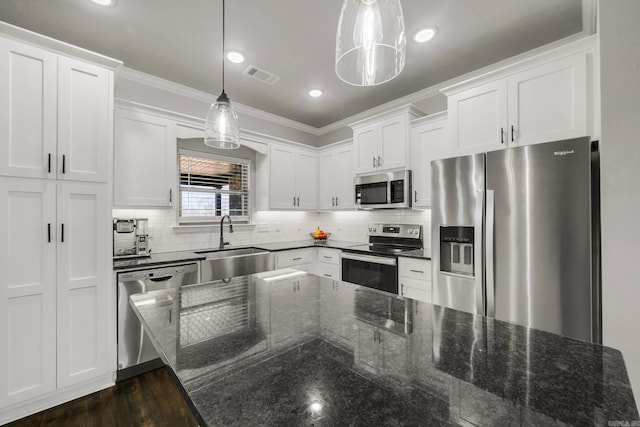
xmin=112 ymin=208 xmax=431 ymax=253
xmin=599 ymin=0 xmax=640 ymax=403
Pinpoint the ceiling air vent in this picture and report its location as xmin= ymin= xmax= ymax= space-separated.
xmin=242 ymin=65 xmax=280 ymax=85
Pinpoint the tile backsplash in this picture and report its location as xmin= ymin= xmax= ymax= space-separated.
xmin=112 ymin=208 xmax=432 ymax=253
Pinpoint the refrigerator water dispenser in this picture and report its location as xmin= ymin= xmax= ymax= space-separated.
xmin=440 ymin=226 xmax=474 ymax=276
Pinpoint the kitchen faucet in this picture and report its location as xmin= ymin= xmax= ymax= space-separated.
xmin=219 ymin=215 xmax=233 ymax=249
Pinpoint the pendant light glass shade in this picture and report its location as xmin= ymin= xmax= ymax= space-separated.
xmin=205 ymin=91 xmax=240 ymax=149
xmin=335 ymin=0 xmax=406 ymax=86
xmin=204 ymin=0 xmax=240 ymax=149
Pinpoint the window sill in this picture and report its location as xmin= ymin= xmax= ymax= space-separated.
xmin=171 ymin=223 xmax=257 ymax=233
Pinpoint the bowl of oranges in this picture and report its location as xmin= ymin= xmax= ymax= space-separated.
xmin=310 ymin=226 xmax=330 ymax=241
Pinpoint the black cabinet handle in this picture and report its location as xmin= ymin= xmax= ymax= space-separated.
xmin=48 ymin=153 xmax=51 ymax=173
xmin=414 ymin=190 xmax=418 ymax=203
xmin=62 ymin=155 xmax=66 ymax=174
xmin=61 ymin=223 xmax=64 ymax=243
xmin=409 ymin=269 xmax=424 ymax=274
xmin=511 ymin=125 xmax=515 ymax=142
xmin=500 ymin=128 xmax=504 ymax=144
xmin=169 ymin=189 xmax=172 ymax=203
xmin=335 ymin=197 xmax=338 ymax=206
xmin=48 ymin=223 xmax=51 ymax=243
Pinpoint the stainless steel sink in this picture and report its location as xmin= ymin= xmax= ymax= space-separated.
xmin=197 ymin=247 xmax=275 ymax=281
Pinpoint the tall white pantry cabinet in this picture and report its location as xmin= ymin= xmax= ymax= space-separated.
xmin=0 ymin=27 xmax=118 ymax=424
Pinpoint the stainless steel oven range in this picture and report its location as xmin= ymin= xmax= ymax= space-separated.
xmin=341 ymin=223 xmax=422 ymax=294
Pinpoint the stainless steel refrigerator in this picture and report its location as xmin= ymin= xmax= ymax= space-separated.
xmin=431 ymin=137 xmax=601 ymax=343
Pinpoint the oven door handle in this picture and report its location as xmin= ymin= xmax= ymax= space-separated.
xmin=340 ymin=252 xmax=397 ymax=266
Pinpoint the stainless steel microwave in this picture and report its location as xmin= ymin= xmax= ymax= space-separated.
xmin=354 ymin=170 xmax=412 ymax=209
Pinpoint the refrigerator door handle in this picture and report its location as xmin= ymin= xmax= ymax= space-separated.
xmin=475 ymin=190 xmax=485 ymax=315
xmin=486 ymin=190 xmax=496 ymax=318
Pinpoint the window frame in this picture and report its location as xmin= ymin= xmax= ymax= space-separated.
xmin=177 ymin=148 xmax=251 ymax=225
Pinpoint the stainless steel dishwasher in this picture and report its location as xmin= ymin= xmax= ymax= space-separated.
xmin=116 ymin=262 xmax=199 ymax=381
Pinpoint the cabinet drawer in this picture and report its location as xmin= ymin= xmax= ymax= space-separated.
xmin=276 ymin=249 xmax=314 ymax=268
xmin=398 ymin=257 xmax=432 ymax=281
xmin=318 ymin=264 xmax=340 ymax=280
xmin=318 ymin=248 xmax=340 ymax=265
xmin=399 ymin=277 xmax=432 ymax=303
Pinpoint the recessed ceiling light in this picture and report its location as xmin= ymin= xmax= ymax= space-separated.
xmin=91 ymin=0 xmax=114 ymax=6
xmin=226 ymin=51 xmax=245 ymax=64
xmin=308 ymin=89 xmax=323 ymax=98
xmin=413 ymin=28 xmax=436 ymax=43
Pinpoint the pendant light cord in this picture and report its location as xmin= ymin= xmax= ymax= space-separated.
xmin=221 ymin=0 xmax=225 ymax=93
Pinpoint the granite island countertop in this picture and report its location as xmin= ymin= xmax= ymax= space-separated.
xmin=130 ymin=270 xmax=637 ymax=426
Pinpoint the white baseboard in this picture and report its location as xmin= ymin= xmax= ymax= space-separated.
xmin=0 ymin=372 xmax=115 ymax=425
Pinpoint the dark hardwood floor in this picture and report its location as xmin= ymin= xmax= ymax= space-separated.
xmin=6 ymin=368 xmax=199 ymax=427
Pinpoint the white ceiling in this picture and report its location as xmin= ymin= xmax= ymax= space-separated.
xmin=0 ymin=0 xmax=585 ymax=128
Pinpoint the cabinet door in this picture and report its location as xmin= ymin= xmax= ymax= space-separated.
xmin=0 ymin=179 xmax=56 ymax=407
xmin=114 ymin=109 xmax=176 ymax=207
xmin=379 ymin=329 xmax=407 ymax=378
xmin=411 ymin=119 xmax=447 ymax=208
xmin=335 ymin=145 xmax=355 ymax=209
xmin=269 ymin=281 xmax=297 ymax=348
xmin=57 ymin=57 xmax=111 ymax=183
xmin=295 ymin=151 xmax=318 ymax=209
xmin=378 ymin=116 xmax=407 ymax=170
xmin=508 ymin=54 xmax=588 ymax=146
xmin=353 ymin=123 xmax=378 ymax=174
xmin=318 ymin=151 xmax=336 ymax=210
xmin=0 ymin=39 xmax=57 ymax=179
xmin=355 ymin=322 xmax=378 ymax=373
xmin=269 ymin=145 xmax=296 ymax=209
xmin=448 ymin=80 xmax=508 ymax=155
xmin=56 ymin=183 xmax=109 ymax=388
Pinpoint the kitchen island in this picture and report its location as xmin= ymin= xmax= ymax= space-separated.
xmin=130 ymin=270 xmax=638 ymax=426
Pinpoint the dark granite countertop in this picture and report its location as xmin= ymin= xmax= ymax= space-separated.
xmin=113 ymin=240 xmax=365 ymax=270
xmin=113 ymin=250 xmax=206 ymax=270
xmin=130 ymin=270 xmax=638 ymax=426
xmin=399 ymin=247 xmax=432 ymax=259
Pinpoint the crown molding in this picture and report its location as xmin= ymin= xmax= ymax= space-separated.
xmin=117 ymin=67 xmax=321 ymax=136
xmin=0 ymin=21 xmax=122 ymax=69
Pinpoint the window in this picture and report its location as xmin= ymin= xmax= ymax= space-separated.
xmin=178 ymin=149 xmax=250 ymax=224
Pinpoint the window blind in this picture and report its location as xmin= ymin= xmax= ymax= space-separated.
xmin=178 ymin=151 xmax=249 ymax=222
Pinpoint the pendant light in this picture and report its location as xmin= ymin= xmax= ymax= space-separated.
xmin=205 ymin=0 xmax=240 ymax=149
xmin=335 ymin=0 xmax=406 ymax=86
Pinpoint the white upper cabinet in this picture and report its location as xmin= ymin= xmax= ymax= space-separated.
xmin=447 ymin=80 xmax=508 ymax=155
xmin=114 ymin=108 xmax=176 ymax=207
xmin=335 ymin=145 xmax=355 ymax=209
xmin=410 ymin=113 xmax=448 ymax=208
xmin=351 ymin=106 xmax=423 ymax=174
xmin=318 ymin=143 xmax=354 ymax=210
xmin=0 ymin=37 xmax=112 ymax=182
xmin=294 ymin=151 xmax=318 ymax=210
xmin=0 ymin=38 xmax=57 ymax=180
xmin=269 ymin=144 xmax=317 ymax=210
xmin=57 ymin=57 xmax=111 ymax=182
xmin=444 ymin=51 xmax=590 ymax=156
xmin=507 ymin=53 xmax=588 ymax=146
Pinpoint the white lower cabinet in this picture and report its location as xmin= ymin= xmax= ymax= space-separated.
xmin=0 ymin=178 xmax=110 ymax=413
xmin=313 ymin=247 xmax=341 ymax=280
xmin=275 ymin=248 xmax=314 ymax=272
xmin=269 ymin=275 xmax=318 ymax=349
xmin=319 ymin=280 xmax=355 ymax=348
xmin=355 ymin=321 xmax=407 ymax=376
xmin=398 ymin=257 xmax=432 ymax=303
